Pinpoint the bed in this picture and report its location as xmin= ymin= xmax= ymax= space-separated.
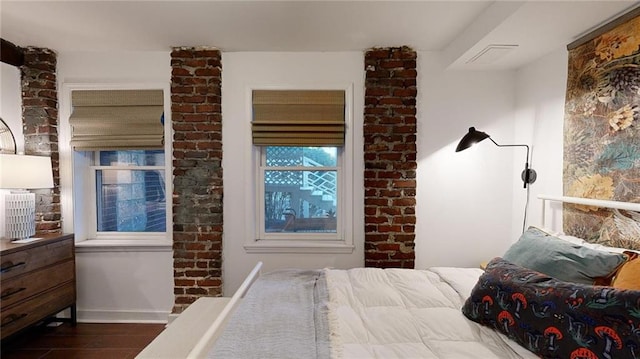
xmin=137 ymin=195 xmax=640 ymax=359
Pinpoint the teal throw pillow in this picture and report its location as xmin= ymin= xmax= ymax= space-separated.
xmin=502 ymin=227 xmax=626 ymax=284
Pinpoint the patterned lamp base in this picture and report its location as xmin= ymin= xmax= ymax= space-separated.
xmin=1 ymin=191 xmax=36 ymax=239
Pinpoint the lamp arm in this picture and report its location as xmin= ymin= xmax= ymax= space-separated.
xmin=488 ymin=138 xmax=530 ymax=159
xmin=488 ymin=138 xmax=535 ymax=188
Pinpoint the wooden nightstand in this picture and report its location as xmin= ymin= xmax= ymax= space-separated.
xmin=0 ymin=233 xmax=76 ymax=340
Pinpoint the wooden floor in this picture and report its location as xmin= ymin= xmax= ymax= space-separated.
xmin=1 ymin=323 xmax=165 ymax=359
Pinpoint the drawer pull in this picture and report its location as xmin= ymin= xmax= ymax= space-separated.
xmin=0 ymin=261 xmax=26 ymax=273
xmin=1 ymin=313 xmax=27 ymax=328
xmin=1 ymin=287 xmax=26 ymax=300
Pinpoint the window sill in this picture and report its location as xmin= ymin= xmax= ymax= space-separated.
xmin=75 ymin=238 xmax=172 ymax=253
xmin=244 ymin=240 xmax=354 ymax=254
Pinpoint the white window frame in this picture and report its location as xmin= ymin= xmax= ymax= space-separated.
xmin=60 ymin=83 xmax=172 ymax=250
xmin=244 ymin=84 xmax=355 ymax=254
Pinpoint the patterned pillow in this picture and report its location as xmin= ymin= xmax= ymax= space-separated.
xmin=462 ymin=258 xmax=640 ymax=359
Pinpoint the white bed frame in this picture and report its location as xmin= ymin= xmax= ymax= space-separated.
xmin=137 ymin=195 xmax=639 ymax=359
xmin=136 ymin=262 xmax=263 ymax=359
xmin=538 ymin=194 xmax=640 ymax=229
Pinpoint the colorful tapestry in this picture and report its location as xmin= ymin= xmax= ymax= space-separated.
xmin=563 ymin=11 xmax=640 ymax=250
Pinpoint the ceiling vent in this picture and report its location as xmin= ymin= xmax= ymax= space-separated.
xmin=467 ymin=44 xmax=518 ymax=64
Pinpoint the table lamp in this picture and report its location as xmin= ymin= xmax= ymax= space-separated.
xmin=0 ymin=154 xmax=54 ymax=239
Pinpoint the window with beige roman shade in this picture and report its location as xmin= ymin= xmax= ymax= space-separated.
xmin=70 ymin=89 xmax=164 ymax=151
xmin=252 ymin=90 xmax=345 ymax=146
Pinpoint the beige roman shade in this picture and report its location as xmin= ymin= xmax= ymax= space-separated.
xmin=70 ymin=90 xmax=164 ymax=151
xmin=252 ymin=90 xmax=345 ymax=146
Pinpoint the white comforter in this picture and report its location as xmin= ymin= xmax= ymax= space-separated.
xmin=325 ymin=267 xmax=538 ymax=359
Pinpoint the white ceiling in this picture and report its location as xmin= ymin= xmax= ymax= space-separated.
xmin=1 ymin=1 xmax=638 ymax=70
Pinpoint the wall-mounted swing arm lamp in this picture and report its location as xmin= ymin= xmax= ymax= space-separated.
xmin=455 ymin=127 xmax=537 ymax=188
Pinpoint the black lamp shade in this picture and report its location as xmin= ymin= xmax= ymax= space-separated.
xmin=455 ymin=127 xmax=490 ymax=152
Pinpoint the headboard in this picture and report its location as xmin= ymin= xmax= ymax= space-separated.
xmin=538 ymin=194 xmax=640 ymax=250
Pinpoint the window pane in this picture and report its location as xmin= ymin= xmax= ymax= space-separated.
xmin=265 ymin=146 xmax=337 ymax=167
xmin=264 ymin=170 xmax=337 ymax=233
xmin=99 ymin=150 xmax=165 ymax=166
xmin=96 ymin=169 xmax=166 ymax=232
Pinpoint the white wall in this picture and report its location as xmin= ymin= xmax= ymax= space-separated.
xmin=221 ymin=52 xmax=365 ymax=294
xmin=415 ymin=52 xmax=518 ymax=269
xmin=414 ymin=48 xmax=569 ymax=269
xmin=1 ymin=63 xmax=23 ymax=153
xmin=57 ymin=51 xmax=174 ymax=322
xmin=513 ymin=48 xmax=568 ymax=236
xmin=75 ymin=250 xmax=173 ymax=322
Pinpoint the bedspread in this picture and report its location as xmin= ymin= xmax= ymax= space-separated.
xmin=326 ymin=267 xmax=538 ymax=359
xmin=208 ymin=267 xmax=537 ymax=359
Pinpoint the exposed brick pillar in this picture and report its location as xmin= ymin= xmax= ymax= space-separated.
xmin=171 ymin=47 xmax=223 ymax=313
xmin=20 ymin=47 xmax=62 ymax=235
xmin=363 ymin=46 xmax=417 ymax=269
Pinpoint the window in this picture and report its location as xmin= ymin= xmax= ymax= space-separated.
xmin=247 ymin=88 xmax=354 ymax=253
xmin=63 ymin=86 xmax=171 ymax=245
xmin=94 ymin=150 xmax=166 ymax=233
xmin=259 ymin=146 xmax=340 ymax=240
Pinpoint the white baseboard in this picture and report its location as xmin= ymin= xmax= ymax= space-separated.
xmin=78 ymin=308 xmax=170 ymax=324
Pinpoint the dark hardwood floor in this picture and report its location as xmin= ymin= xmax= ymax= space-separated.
xmin=1 ymin=323 xmax=165 ymax=359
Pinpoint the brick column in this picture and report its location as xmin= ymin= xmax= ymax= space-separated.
xmin=171 ymin=47 xmax=223 ymax=313
xmin=363 ymin=46 xmax=417 ymax=269
xmin=20 ymin=47 xmax=61 ymax=235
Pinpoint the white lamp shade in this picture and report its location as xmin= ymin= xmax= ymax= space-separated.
xmin=0 ymin=154 xmax=54 ymax=189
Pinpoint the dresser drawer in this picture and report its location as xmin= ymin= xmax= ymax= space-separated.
xmin=0 ymin=260 xmax=75 ymax=310
xmin=1 ymin=282 xmax=75 ymax=339
xmin=0 ymin=238 xmax=73 ymax=281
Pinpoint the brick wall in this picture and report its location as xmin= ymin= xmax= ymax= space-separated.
xmin=363 ymin=46 xmax=417 ymax=268
xmin=170 ymin=47 xmax=223 ymax=313
xmin=20 ymin=47 xmax=62 ymax=235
